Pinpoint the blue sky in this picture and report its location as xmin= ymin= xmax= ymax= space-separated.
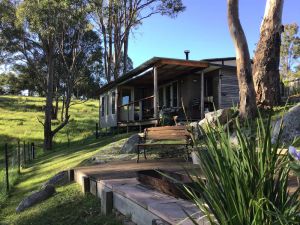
xmin=128 ymin=0 xmax=300 ymax=67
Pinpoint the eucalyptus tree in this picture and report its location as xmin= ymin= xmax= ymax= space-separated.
xmin=227 ymin=0 xmax=287 ymax=117
xmin=0 ymin=0 xmax=47 ymax=95
xmin=227 ymin=0 xmax=257 ymax=119
xmin=253 ymin=0 xmax=284 ymax=108
xmin=90 ymin=0 xmax=185 ymax=82
xmin=16 ymin=0 xmax=97 ymax=150
xmin=280 ymin=23 xmax=300 ymax=81
xmin=16 ymin=0 xmax=68 ymax=150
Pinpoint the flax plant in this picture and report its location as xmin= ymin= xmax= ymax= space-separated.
xmin=185 ymin=114 xmax=300 ymax=225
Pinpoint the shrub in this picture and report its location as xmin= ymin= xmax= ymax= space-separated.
xmin=185 ymin=114 xmax=300 ymax=225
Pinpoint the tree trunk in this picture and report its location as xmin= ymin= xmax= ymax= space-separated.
xmin=52 ymin=89 xmax=59 ymax=120
xmin=61 ymin=95 xmax=65 ymax=121
xmin=227 ymin=0 xmax=257 ymax=119
xmin=123 ymin=30 xmax=129 ymax=74
xmin=44 ymin=42 xmax=54 ymax=150
xmin=253 ymin=0 xmax=284 ymax=108
xmin=108 ymin=0 xmax=113 ymax=82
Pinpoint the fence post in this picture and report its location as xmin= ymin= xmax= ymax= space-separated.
xmin=18 ymin=140 xmax=21 ymax=174
xmin=27 ymin=142 xmax=30 ymax=161
xmin=23 ymin=141 xmax=26 ymax=165
xmin=96 ymin=123 xmax=99 ymax=139
xmin=4 ymin=143 xmax=9 ymax=192
xmin=31 ymin=143 xmax=35 ymax=159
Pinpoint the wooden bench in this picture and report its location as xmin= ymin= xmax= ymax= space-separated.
xmin=136 ymin=126 xmax=193 ymax=163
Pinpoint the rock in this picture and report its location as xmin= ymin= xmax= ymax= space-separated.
xmin=91 ymin=157 xmax=107 ymax=164
xmin=229 ymin=131 xmax=239 ymax=146
xmin=203 ymin=108 xmax=234 ymax=126
xmin=189 ymin=122 xmax=203 ymax=140
xmin=191 ymin=151 xmax=201 ymax=165
xmin=190 ymin=108 xmax=235 ymax=140
xmin=272 ymin=103 xmax=300 ymax=144
xmin=120 ymin=134 xmax=141 ymax=153
xmin=16 ymin=184 xmax=55 ymax=213
xmin=41 ymin=171 xmax=68 ymax=189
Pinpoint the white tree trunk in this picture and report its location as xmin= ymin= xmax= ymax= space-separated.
xmin=227 ymin=0 xmax=257 ymax=119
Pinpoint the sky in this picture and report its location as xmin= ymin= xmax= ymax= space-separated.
xmin=1 ymin=0 xmax=299 ymax=73
xmin=128 ymin=0 xmax=300 ymax=67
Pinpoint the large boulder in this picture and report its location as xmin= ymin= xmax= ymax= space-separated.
xmin=272 ymin=103 xmax=300 ymax=144
xmin=190 ymin=108 xmax=235 ymax=140
xmin=16 ymin=184 xmax=56 ymax=213
xmin=202 ymin=108 xmax=234 ymax=126
xmin=41 ymin=171 xmax=68 ymax=189
xmin=120 ymin=134 xmax=141 ymax=153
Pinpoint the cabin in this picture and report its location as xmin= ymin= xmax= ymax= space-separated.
xmin=99 ymin=57 xmax=239 ymax=129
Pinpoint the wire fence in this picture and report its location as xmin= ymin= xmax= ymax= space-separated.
xmin=0 ymin=141 xmax=36 ymax=203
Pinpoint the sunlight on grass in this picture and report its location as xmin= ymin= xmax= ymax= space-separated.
xmin=0 ymin=96 xmax=124 ymax=224
xmin=0 ymin=133 xmax=127 ymax=224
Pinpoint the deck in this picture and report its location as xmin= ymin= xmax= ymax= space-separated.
xmin=73 ymin=159 xmax=299 ymax=225
xmin=74 ymin=159 xmax=209 ymax=225
xmin=118 ymin=118 xmax=158 ymax=128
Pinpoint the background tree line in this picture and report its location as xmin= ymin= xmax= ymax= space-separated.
xmin=1 ymin=0 xmax=299 ymax=150
xmin=0 ymin=0 xmax=185 ymax=150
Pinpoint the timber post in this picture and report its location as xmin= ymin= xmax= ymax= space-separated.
xmin=153 ymin=66 xmax=158 ymax=119
xmin=4 ymin=143 xmax=9 ymax=192
xmin=27 ymin=142 xmax=30 ymax=161
xmin=31 ymin=143 xmax=35 ymax=159
xmin=201 ymin=72 xmax=205 ymax=119
xmin=218 ymin=70 xmax=222 ymax=109
xmin=23 ymin=141 xmax=26 ymax=165
xmin=96 ymin=123 xmax=99 ymax=139
xmin=17 ymin=140 xmax=21 ymax=174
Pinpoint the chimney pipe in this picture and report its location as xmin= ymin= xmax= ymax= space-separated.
xmin=184 ymin=50 xmax=190 ymax=60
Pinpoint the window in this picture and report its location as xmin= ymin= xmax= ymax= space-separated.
xmin=101 ymin=96 xmax=105 ymax=117
xmin=122 ymin=89 xmax=131 ymax=110
xmin=106 ymin=95 xmax=109 ymax=115
xmin=166 ymin=85 xmax=171 ymax=107
xmin=172 ymin=82 xmax=178 ymax=107
xmin=158 ymin=81 xmax=178 ymax=108
xmin=111 ymin=92 xmax=116 ymax=114
xmin=159 ymin=88 xmax=164 ymax=108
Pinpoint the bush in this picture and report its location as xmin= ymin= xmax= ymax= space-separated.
xmin=185 ymin=114 xmax=300 ymax=225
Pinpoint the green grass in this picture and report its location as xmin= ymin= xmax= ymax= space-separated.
xmin=0 ymin=95 xmax=126 ymax=225
xmin=0 ymin=95 xmax=99 ymax=148
xmin=5 ymin=183 xmax=120 ymax=225
xmin=0 ymin=95 xmax=99 ymax=198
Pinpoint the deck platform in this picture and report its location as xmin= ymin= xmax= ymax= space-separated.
xmin=74 ymin=159 xmax=209 ymax=225
xmin=73 ymin=159 xmax=299 ymax=225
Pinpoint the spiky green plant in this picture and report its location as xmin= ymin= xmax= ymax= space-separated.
xmin=185 ymin=114 xmax=300 ymax=225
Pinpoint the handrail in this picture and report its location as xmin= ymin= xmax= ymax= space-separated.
xmin=118 ymin=95 xmax=154 ymax=108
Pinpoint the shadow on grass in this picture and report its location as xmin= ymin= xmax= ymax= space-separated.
xmin=0 ymin=133 xmax=132 ymax=224
xmin=0 ymin=96 xmax=44 ymax=112
xmin=9 ymin=183 xmax=121 ymax=225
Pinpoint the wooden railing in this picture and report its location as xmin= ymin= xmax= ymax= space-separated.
xmin=118 ymin=95 xmax=154 ymax=122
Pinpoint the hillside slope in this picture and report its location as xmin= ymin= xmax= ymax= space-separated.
xmin=0 ymin=96 xmax=125 ymax=225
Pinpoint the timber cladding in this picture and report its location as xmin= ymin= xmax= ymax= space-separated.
xmin=220 ymin=68 xmax=239 ymax=108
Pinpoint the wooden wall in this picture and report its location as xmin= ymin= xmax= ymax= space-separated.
xmin=220 ymin=67 xmax=239 ymax=108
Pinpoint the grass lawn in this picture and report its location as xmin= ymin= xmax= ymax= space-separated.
xmin=0 ymin=95 xmax=128 ymax=225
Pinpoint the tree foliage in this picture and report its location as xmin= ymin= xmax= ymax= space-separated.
xmin=0 ymin=0 xmax=185 ymax=149
xmin=280 ymin=23 xmax=300 ymax=81
xmin=91 ymin=0 xmax=185 ymax=82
